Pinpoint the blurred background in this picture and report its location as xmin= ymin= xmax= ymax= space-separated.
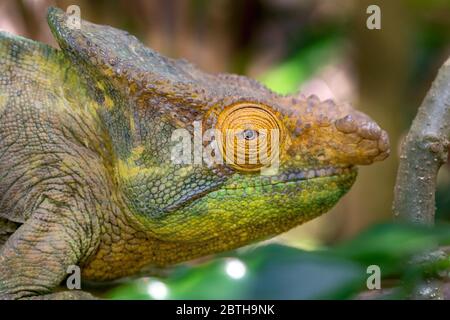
xmin=1 ymin=0 xmax=450 ymax=299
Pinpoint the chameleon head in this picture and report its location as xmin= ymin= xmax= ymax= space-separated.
xmin=130 ymin=96 xmax=389 ymax=244
xmin=47 ymin=7 xmax=389 ymax=251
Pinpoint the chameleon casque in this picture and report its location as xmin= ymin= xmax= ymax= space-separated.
xmin=0 ymin=7 xmax=389 ymax=299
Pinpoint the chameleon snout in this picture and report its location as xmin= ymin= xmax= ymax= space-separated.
xmin=282 ymin=96 xmax=390 ymax=167
xmin=333 ymin=111 xmax=390 ymax=164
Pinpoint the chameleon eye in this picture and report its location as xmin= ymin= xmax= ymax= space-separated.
xmin=241 ymin=129 xmax=258 ymax=141
xmin=216 ymin=103 xmax=285 ymax=172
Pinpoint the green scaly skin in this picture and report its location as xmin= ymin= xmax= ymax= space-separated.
xmin=0 ymin=7 xmax=389 ymax=299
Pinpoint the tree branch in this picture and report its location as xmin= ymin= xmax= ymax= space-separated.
xmin=393 ymin=56 xmax=450 ymax=225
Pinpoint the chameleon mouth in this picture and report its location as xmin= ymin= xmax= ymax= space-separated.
xmin=163 ymin=166 xmax=356 ymax=213
xmin=223 ymin=165 xmax=356 ymax=189
xmin=270 ymin=166 xmax=355 ymax=183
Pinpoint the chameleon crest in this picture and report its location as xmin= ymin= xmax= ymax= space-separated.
xmin=0 ymin=7 xmax=389 ymax=299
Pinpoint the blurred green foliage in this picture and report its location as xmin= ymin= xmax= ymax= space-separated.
xmin=105 ymin=222 xmax=450 ymax=300
xmin=259 ymin=28 xmax=343 ymax=95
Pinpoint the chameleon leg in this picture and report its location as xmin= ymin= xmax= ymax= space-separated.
xmin=0 ymin=198 xmax=100 ymax=300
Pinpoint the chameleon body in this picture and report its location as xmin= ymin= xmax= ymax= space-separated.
xmin=0 ymin=8 xmax=389 ymax=299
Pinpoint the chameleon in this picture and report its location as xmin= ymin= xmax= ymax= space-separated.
xmin=0 ymin=7 xmax=389 ymax=299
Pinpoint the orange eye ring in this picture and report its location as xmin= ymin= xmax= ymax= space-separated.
xmin=215 ymin=103 xmax=285 ymax=172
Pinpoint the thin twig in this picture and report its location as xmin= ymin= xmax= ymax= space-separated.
xmin=393 ymin=56 xmax=450 ymax=225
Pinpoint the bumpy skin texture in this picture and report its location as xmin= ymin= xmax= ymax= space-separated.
xmin=0 ymin=7 xmax=389 ymax=299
